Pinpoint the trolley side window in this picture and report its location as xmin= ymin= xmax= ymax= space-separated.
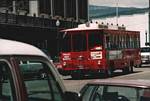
xmin=105 ymin=32 xmax=140 ymax=49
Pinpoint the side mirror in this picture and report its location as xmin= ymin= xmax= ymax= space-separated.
xmin=64 ymin=91 xmax=81 ymax=101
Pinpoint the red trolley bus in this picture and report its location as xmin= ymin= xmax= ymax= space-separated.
xmin=57 ymin=23 xmax=141 ymax=78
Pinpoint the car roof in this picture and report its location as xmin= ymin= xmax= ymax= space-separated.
xmin=88 ymin=79 xmax=150 ymax=88
xmin=0 ymin=39 xmax=47 ymax=57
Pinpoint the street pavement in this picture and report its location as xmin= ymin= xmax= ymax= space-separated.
xmin=62 ymin=66 xmax=150 ymax=92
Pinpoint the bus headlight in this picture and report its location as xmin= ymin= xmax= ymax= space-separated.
xmin=63 ymin=62 xmax=67 ymax=66
xmin=63 ymin=55 xmax=71 ymax=60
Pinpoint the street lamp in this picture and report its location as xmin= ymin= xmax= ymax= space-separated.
xmin=56 ymin=19 xmax=60 ymax=27
xmin=56 ymin=19 xmax=60 ymax=60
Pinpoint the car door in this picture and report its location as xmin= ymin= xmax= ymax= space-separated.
xmin=0 ymin=60 xmax=17 ymax=101
xmin=14 ymin=56 xmax=64 ymax=101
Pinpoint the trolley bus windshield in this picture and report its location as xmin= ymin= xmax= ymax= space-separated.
xmin=61 ymin=31 xmax=103 ymax=52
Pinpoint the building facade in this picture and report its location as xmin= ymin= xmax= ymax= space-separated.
xmin=0 ymin=0 xmax=88 ymax=60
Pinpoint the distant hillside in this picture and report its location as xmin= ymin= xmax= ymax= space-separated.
xmin=89 ymin=5 xmax=149 ymax=19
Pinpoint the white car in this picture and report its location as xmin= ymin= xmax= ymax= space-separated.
xmin=80 ymin=79 xmax=150 ymax=101
xmin=141 ymin=47 xmax=150 ymax=65
xmin=0 ymin=39 xmax=79 ymax=101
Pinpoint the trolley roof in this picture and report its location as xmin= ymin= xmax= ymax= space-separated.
xmin=61 ymin=23 xmax=140 ymax=33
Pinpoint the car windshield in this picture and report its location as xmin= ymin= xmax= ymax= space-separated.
xmin=81 ymin=84 xmax=150 ymax=101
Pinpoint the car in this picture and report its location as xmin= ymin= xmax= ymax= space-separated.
xmin=0 ymin=39 xmax=79 ymax=101
xmin=41 ymin=49 xmax=53 ymax=60
xmin=140 ymin=47 xmax=150 ymax=66
xmin=80 ymin=79 xmax=150 ymax=101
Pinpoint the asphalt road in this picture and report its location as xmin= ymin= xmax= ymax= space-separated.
xmin=62 ymin=66 xmax=150 ymax=93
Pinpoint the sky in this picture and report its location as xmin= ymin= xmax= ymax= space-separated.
xmin=90 ymin=0 xmax=149 ymax=8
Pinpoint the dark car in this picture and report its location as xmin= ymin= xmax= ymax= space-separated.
xmin=0 ymin=39 xmax=79 ymax=101
xmin=80 ymin=79 xmax=150 ymax=101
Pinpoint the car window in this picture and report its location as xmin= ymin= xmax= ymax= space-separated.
xmin=18 ymin=59 xmax=63 ymax=101
xmin=106 ymin=86 xmax=137 ymax=101
xmin=92 ymin=86 xmax=104 ymax=101
xmin=81 ymin=85 xmax=96 ymax=101
xmin=139 ymin=89 xmax=150 ymax=101
xmin=93 ymin=85 xmax=150 ymax=101
xmin=0 ymin=61 xmax=16 ymax=101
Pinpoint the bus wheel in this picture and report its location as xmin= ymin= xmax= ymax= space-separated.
xmin=123 ymin=67 xmax=128 ymax=74
xmin=124 ymin=66 xmax=134 ymax=74
xmin=129 ymin=66 xmax=133 ymax=73
xmin=135 ymin=64 xmax=141 ymax=68
xmin=105 ymin=69 xmax=113 ymax=77
xmin=129 ymin=62 xmax=134 ymax=73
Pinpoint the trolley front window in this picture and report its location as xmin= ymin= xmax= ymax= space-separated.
xmin=88 ymin=32 xmax=103 ymax=50
xmin=62 ymin=32 xmax=87 ymax=52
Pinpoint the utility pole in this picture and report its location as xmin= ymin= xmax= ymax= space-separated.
xmin=116 ymin=0 xmax=119 ymax=25
xmin=145 ymin=0 xmax=150 ymax=46
xmin=149 ymin=0 xmax=150 ymax=45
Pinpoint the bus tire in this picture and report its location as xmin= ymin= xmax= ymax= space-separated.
xmin=129 ymin=62 xmax=134 ymax=73
xmin=123 ymin=67 xmax=129 ymax=74
xmin=105 ymin=68 xmax=113 ymax=77
xmin=135 ymin=64 xmax=141 ymax=68
xmin=129 ymin=66 xmax=133 ymax=73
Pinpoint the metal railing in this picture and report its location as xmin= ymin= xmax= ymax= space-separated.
xmin=0 ymin=12 xmax=80 ymax=29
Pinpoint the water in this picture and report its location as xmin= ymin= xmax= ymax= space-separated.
xmin=93 ymin=13 xmax=148 ymax=47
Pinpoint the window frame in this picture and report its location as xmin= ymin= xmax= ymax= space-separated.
xmin=0 ymin=59 xmax=17 ymax=101
xmin=14 ymin=55 xmax=64 ymax=101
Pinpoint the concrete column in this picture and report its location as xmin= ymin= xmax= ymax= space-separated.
xmin=148 ymin=0 xmax=150 ymax=43
xmin=29 ymin=0 xmax=39 ymax=17
xmin=76 ymin=0 xmax=78 ymax=21
xmin=12 ymin=1 xmax=16 ymax=14
xmin=87 ymin=0 xmax=89 ymax=21
xmin=50 ymin=0 xmax=53 ymax=17
xmin=64 ymin=0 xmax=66 ymax=18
